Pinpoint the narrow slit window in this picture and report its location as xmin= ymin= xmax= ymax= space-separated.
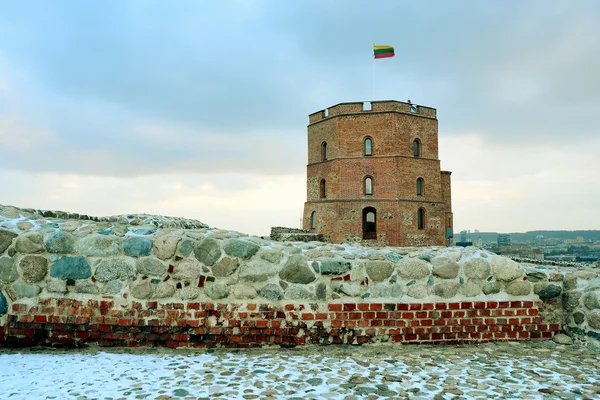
xmin=321 ymin=142 xmax=328 ymax=161
xmin=320 ymin=179 xmax=327 ymax=199
xmin=310 ymin=211 xmax=316 ymax=229
xmin=364 ymin=138 xmax=372 ymax=156
xmin=413 ymin=139 xmax=421 ymax=157
xmin=365 ymin=177 xmax=373 ymax=195
xmin=418 ymin=208 xmax=425 ymax=230
xmin=416 ymin=178 xmax=424 ymax=196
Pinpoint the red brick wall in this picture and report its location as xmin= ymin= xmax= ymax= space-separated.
xmin=0 ymin=298 xmax=559 ymax=348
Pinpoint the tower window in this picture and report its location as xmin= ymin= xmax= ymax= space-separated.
xmin=321 ymin=142 xmax=328 ymax=161
xmin=320 ymin=179 xmax=327 ymax=199
xmin=362 ymin=207 xmax=377 ymax=240
xmin=413 ymin=139 xmax=421 ymax=157
xmin=364 ymin=176 xmax=373 ymax=195
xmin=364 ymin=137 xmax=372 ymax=156
xmin=417 ymin=208 xmax=426 ymax=230
xmin=416 ymin=178 xmax=424 ymax=196
xmin=310 ymin=211 xmax=316 ymax=229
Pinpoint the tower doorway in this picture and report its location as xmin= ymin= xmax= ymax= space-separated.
xmin=362 ymin=207 xmax=377 ymax=240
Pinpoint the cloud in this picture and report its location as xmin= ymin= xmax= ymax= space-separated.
xmin=0 ymin=170 xmax=305 ymax=236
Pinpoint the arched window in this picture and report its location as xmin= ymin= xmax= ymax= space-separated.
xmin=416 ymin=178 xmax=424 ymax=196
xmin=320 ymin=179 xmax=327 ymax=198
xmin=321 ymin=142 xmax=328 ymax=161
xmin=364 ymin=176 xmax=373 ymax=195
xmin=364 ymin=137 xmax=372 ymax=156
xmin=310 ymin=211 xmax=316 ymax=229
xmin=413 ymin=139 xmax=421 ymax=157
xmin=417 ymin=208 xmax=426 ymax=230
xmin=362 ymin=207 xmax=377 ymax=240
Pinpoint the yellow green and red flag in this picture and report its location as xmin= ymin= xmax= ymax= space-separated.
xmin=373 ymin=45 xmax=394 ymax=59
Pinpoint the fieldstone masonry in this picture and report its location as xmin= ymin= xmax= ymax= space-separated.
xmin=0 ymin=204 xmax=598 ymax=348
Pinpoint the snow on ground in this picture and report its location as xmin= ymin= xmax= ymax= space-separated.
xmin=1 ymin=342 xmax=599 ymax=400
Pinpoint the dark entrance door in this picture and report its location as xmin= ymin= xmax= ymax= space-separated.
xmin=362 ymin=207 xmax=377 ymax=240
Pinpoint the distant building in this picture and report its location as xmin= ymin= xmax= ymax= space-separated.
xmin=498 ymin=234 xmax=511 ymax=247
xmin=302 ymin=100 xmax=453 ymax=247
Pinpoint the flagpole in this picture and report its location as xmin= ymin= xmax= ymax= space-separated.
xmin=371 ymin=43 xmax=375 ymax=101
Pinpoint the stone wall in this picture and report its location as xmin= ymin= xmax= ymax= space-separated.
xmin=1 ymin=204 xmax=596 ymax=348
xmin=269 ymin=227 xmax=327 ymax=243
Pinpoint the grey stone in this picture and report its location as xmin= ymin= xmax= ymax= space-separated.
xmin=0 ymin=230 xmax=18 ymax=254
xmin=259 ymin=249 xmax=283 ymax=264
xmin=194 ymin=238 xmax=222 ymax=266
xmin=239 ymin=260 xmax=280 ymax=282
xmin=431 ymin=256 xmax=459 ymax=279
xmin=103 ymin=280 xmax=124 ymax=295
xmin=205 ymin=283 xmax=230 ymax=299
xmin=12 ymin=282 xmax=41 ymax=298
xmin=563 ymin=274 xmax=578 ymax=291
xmin=46 ymin=279 xmax=68 ymax=294
xmin=331 ymin=281 xmax=362 ymax=297
xmin=15 ymin=232 xmax=44 ymax=254
xmin=44 ymin=231 xmax=75 ymax=253
xmin=483 ymin=281 xmax=501 ymax=295
xmin=391 ymin=283 xmax=403 ymax=298
xmin=136 ymin=257 xmax=167 ymax=276
xmin=154 ymin=282 xmax=176 ymax=298
xmin=463 ymin=279 xmax=483 ymax=297
xmin=432 ymin=281 xmax=460 ymax=298
xmin=563 ymin=291 xmax=582 ymax=310
xmin=548 ymin=272 xmax=563 ymax=282
xmin=365 ymin=261 xmax=394 ymax=282
xmin=224 ymin=239 xmax=260 ymax=259
xmin=177 ymin=239 xmax=195 ymax=257
xmin=573 ymin=311 xmax=585 ymax=324
xmin=172 ymin=258 xmax=203 ymax=281
xmin=123 ymin=237 xmax=152 ymax=257
xmin=406 ymin=283 xmax=428 ymax=299
xmin=386 ymin=253 xmax=402 ymax=263
xmin=260 ymin=284 xmax=284 ymax=300
xmin=320 ymin=260 xmax=352 ymax=275
xmin=533 ymin=281 xmax=550 ymax=294
xmin=491 ymin=256 xmax=523 ymax=282
xmin=152 ymin=234 xmax=180 ymax=260
xmin=538 ymin=284 xmax=562 ymax=300
xmin=0 ymin=291 xmax=7 ymax=315
xmin=95 ymin=258 xmax=136 ymax=282
xmin=17 ymin=221 xmax=33 ymax=230
xmin=0 ymin=256 xmax=18 ymax=283
xmin=284 ymin=285 xmax=313 ymax=300
xmin=397 ymin=258 xmax=430 ymax=279
xmin=131 ymin=280 xmax=154 ymax=299
xmin=75 ymin=280 xmax=99 ymax=294
xmin=583 ymin=291 xmax=600 ymax=310
xmin=462 ymin=258 xmax=491 ymax=279
xmin=316 ymin=282 xmax=327 ymax=300
xmin=552 ymin=333 xmax=573 ymax=345
xmin=180 ymin=287 xmax=200 ymax=300
xmin=526 ymin=270 xmax=548 ymax=283
xmin=370 ymin=283 xmax=389 ymax=297
xmin=588 ymin=310 xmax=600 ymax=330
xmin=505 ymin=280 xmax=531 ymax=296
xmin=78 ymin=235 xmax=121 ymax=256
xmin=212 ymin=257 xmax=240 ymax=277
xmin=50 ymin=256 xmax=92 ymax=280
xmin=20 ymin=255 xmax=48 ymax=283
xmin=233 ymin=285 xmax=258 ymax=299
xmin=279 ymin=255 xmax=316 ymax=284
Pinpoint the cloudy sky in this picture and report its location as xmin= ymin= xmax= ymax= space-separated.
xmin=1 ymin=1 xmax=599 ymax=236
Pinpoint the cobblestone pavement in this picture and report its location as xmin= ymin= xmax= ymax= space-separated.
xmin=1 ymin=341 xmax=599 ymax=399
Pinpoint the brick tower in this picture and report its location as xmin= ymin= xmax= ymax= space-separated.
xmin=302 ymin=100 xmax=453 ymax=247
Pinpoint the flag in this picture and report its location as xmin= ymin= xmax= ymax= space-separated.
xmin=374 ymin=45 xmax=394 ymax=59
